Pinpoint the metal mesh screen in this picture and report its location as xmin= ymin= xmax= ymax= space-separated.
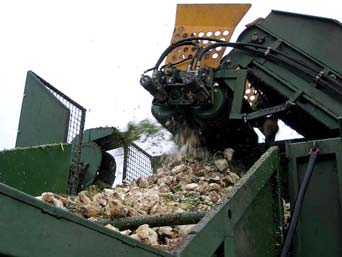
xmin=123 ymin=143 xmax=153 ymax=183
xmin=34 ymin=73 xmax=86 ymax=195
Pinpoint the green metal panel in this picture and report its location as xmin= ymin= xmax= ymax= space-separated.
xmin=224 ymin=11 xmax=342 ymax=138
xmin=0 ymin=182 xmax=173 ymax=257
xmin=78 ymin=141 xmax=102 ymax=188
xmin=0 ymin=144 xmax=71 ymax=196
xmin=16 ymin=71 xmax=70 ymax=147
xmin=260 ymin=11 xmax=342 ymax=75
xmin=82 ymin=127 xmax=116 ymax=143
xmin=0 ymin=147 xmax=281 ymax=257
xmin=286 ymin=137 xmax=342 ymax=257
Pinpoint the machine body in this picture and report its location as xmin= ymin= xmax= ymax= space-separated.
xmin=142 ymin=10 xmax=342 ymax=154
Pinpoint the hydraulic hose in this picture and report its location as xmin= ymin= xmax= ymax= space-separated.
xmin=279 ymin=146 xmax=320 ymax=257
xmin=154 ymin=41 xmax=198 ymax=71
xmin=153 ymin=37 xmax=225 ymax=71
xmin=197 ymin=42 xmax=342 ymax=96
xmin=151 ymin=37 xmax=342 ymax=96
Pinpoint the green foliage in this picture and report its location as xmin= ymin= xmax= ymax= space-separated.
xmin=108 ymin=119 xmax=165 ymax=149
xmin=171 ymin=184 xmax=182 ymax=192
xmin=122 ymin=119 xmax=162 ymax=144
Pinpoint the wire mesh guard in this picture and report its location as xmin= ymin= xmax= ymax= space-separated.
xmin=36 ymin=74 xmax=86 ymax=195
xmin=123 ymin=143 xmax=153 ymax=183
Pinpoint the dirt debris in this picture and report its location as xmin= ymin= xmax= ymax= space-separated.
xmin=38 ymin=152 xmax=243 ymax=250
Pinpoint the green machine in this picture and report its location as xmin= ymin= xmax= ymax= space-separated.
xmin=140 ymin=5 xmax=342 ymax=257
xmin=0 ymin=71 xmax=153 ymax=196
xmin=0 ymin=4 xmax=341 ymax=257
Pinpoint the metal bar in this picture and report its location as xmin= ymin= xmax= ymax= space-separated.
xmin=273 ymin=162 xmax=285 ymax=246
xmin=97 ymin=212 xmax=206 ymax=230
xmin=228 ymin=70 xmax=248 ymax=120
xmin=122 ymin=146 xmax=128 ymax=182
xmin=245 ymin=102 xmax=290 ymax=120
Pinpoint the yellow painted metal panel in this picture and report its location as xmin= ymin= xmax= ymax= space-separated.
xmin=166 ymin=4 xmax=251 ymax=70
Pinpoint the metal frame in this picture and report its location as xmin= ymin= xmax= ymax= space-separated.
xmin=122 ymin=143 xmax=153 ymax=183
xmin=31 ymin=72 xmax=87 ymax=195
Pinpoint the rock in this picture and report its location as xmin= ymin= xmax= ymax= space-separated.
xmin=133 ymin=224 xmax=159 ymax=246
xmin=193 ymin=169 xmax=205 ymax=176
xmin=159 ymin=184 xmax=171 ymax=193
xmin=137 ymin=176 xmax=149 ymax=188
xmin=182 ymin=183 xmax=199 ymax=191
xmin=173 ymin=173 xmax=191 ymax=184
xmin=209 ymin=176 xmax=221 ymax=184
xmin=179 ymin=202 xmax=191 ymax=210
xmin=157 ymin=175 xmax=173 ymax=186
xmin=124 ymin=188 xmax=160 ymax=213
xmin=224 ymin=148 xmax=235 ymax=161
xmin=227 ymin=175 xmax=236 ymax=185
xmin=77 ymin=191 xmax=92 ymax=205
xmin=207 ymin=183 xmax=221 ymax=192
xmin=156 ymin=238 xmax=183 ymax=251
xmin=214 ymin=159 xmax=229 ymax=172
xmin=41 ymin=192 xmax=65 ymax=208
xmin=225 ymin=173 xmax=239 ymax=185
xmin=87 ymin=217 xmax=99 ymax=222
xmin=197 ymin=204 xmax=211 ymax=211
xmin=37 ymin=149 xmax=245 ymax=250
xmin=130 ymin=233 xmax=140 ymax=241
xmin=93 ymin=193 xmax=107 ymax=207
xmin=177 ymin=224 xmax=196 ymax=237
xmin=200 ymin=195 xmax=211 ymax=202
xmin=157 ymin=226 xmax=174 ymax=237
xmin=106 ymin=200 xmax=129 ymax=218
xmin=156 ymin=167 xmax=166 ymax=174
xmin=120 ymin=229 xmax=132 ymax=236
xmin=171 ymin=164 xmax=186 ymax=174
xmin=208 ymin=191 xmax=221 ymax=203
xmin=229 ymin=172 xmax=240 ymax=181
xmin=204 ymin=165 xmax=215 ymax=172
xmin=150 ymin=203 xmax=169 ymax=215
xmin=105 ymin=224 xmax=119 ymax=232
xmin=81 ymin=203 xmax=102 ymax=218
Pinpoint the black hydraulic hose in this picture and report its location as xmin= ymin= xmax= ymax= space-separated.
xmin=154 ymin=41 xmax=198 ymax=71
xmin=198 ymin=42 xmax=342 ymax=96
xmin=159 ymin=56 xmax=192 ymax=71
xmin=155 ymin=37 xmax=315 ymax=73
xmin=197 ymin=41 xmax=320 ymax=74
xmin=154 ymin=37 xmax=225 ymax=71
xmin=151 ymin=37 xmax=342 ymax=96
xmin=279 ymin=147 xmax=320 ymax=257
xmin=156 ymin=37 xmax=338 ymax=82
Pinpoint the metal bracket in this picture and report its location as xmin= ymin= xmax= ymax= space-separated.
xmin=264 ymin=39 xmax=283 ymax=56
xmin=215 ymin=70 xmax=249 ymax=120
xmin=243 ymin=102 xmax=291 ymax=121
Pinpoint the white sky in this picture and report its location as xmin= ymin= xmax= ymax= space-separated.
xmin=0 ymin=0 xmax=341 ymax=150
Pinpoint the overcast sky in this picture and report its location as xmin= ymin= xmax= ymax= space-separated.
xmin=0 ymin=0 xmax=341 ymax=150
